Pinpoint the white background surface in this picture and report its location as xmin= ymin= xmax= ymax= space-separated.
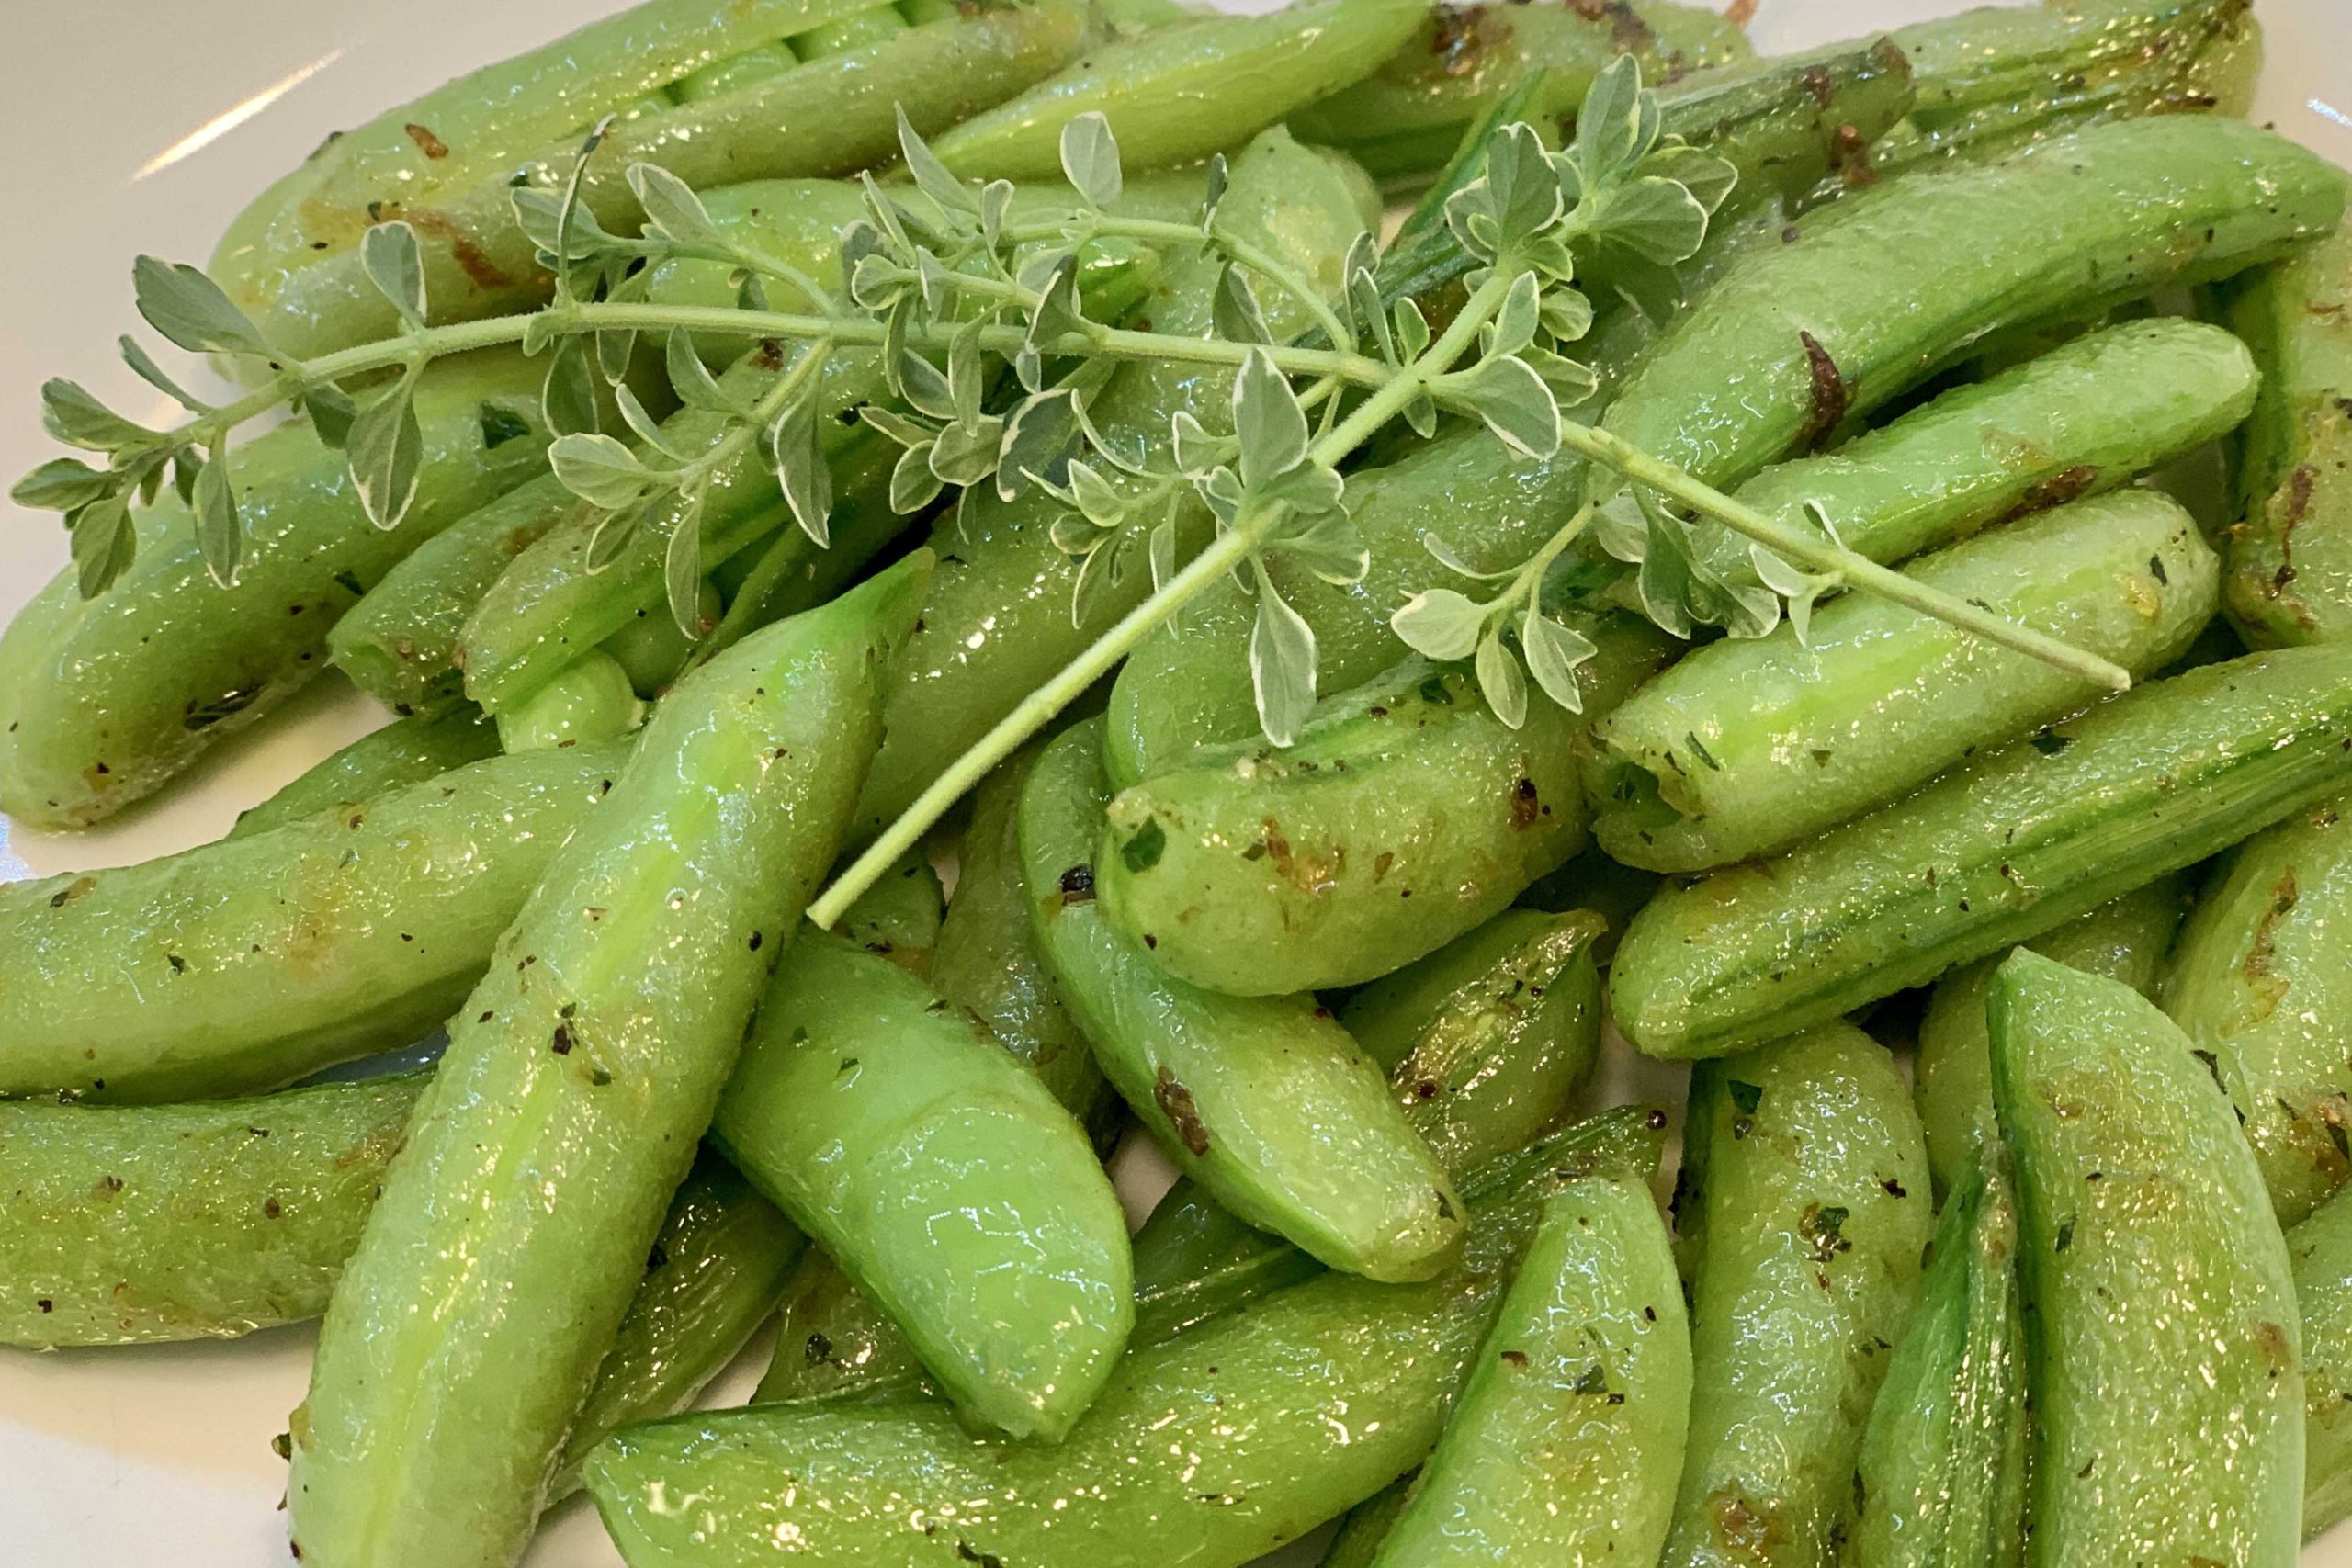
xmin=2 ymin=1 xmax=2348 ymax=1563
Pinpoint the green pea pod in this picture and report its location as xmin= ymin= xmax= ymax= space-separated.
xmin=1131 ymin=910 xmax=1611 ymax=1343
xmin=0 ymin=350 xmax=548 ymax=829
xmin=223 ymin=2 xmax=1091 ymax=361
xmin=711 ymin=931 xmax=1132 ymax=1441
xmin=1098 ymin=626 xmax=1667 ymax=997
xmin=0 ymin=742 xmax=627 ymax=1102
xmin=927 ymin=0 xmax=1426 ymax=182
xmin=1108 ymin=39 xmax=1919 ymax=786
xmin=549 ymin=1153 xmax=807 ymax=1498
xmin=0 ymin=1071 xmax=424 ymax=1348
xmin=1369 ymin=1174 xmax=1690 ymax=1568
xmin=1665 ymin=1021 xmax=1932 ymax=1568
xmin=1322 ymin=1483 xmax=1414 ymax=1568
xmin=1020 ymin=719 xmax=1463 ymax=1283
xmin=1988 ymin=949 xmax=2303 ymax=1568
xmin=1843 ymin=1144 xmax=2028 ymax=1568
xmin=495 ymin=649 xmax=647 ymax=752
xmin=2162 ymin=791 xmax=2352 ymax=1226
xmin=853 ymin=128 xmax=1375 ymax=835
xmin=1600 ymin=115 xmax=2345 ymax=496
xmin=2290 ymin=1183 xmax=2352 ymax=1540
xmin=1587 ymin=489 xmax=2220 ymax=873
xmin=1611 ymin=648 xmax=2352 ymax=1061
xmin=605 ymin=580 xmax=721 ymax=699
xmin=754 ymin=1247 xmax=933 ymax=1407
xmin=1727 ymin=318 xmax=2261 ymax=577
xmin=585 ymin=1114 xmax=1623 ymax=1568
xmin=832 ymin=845 xmax=944 ymax=975
xmin=228 ymin=705 xmax=499 ymax=840
xmin=1915 ymin=874 xmax=2185 ymax=1199
xmin=1893 ymin=0 xmax=2255 ymax=127
xmin=287 ymin=556 xmax=926 ymax=1568
xmin=1286 ymin=0 xmax=1749 ymax=182
xmin=2225 ymin=223 xmax=2352 ymax=645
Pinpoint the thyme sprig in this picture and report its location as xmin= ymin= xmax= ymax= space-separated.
xmin=9 ymin=57 xmax=2133 ymax=925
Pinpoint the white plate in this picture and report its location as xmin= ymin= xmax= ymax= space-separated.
xmin=2 ymin=2 xmax=2348 ymax=1563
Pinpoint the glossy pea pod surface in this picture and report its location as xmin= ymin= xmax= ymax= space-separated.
xmin=2163 ymin=790 xmax=2352 ymax=1226
xmin=852 ymin=128 xmax=1377 ymax=835
xmin=1664 ymin=1021 xmax=1932 ymax=1568
xmin=0 ymin=350 xmax=549 ymax=829
xmin=2290 ymin=1182 xmax=2352 ymax=1540
xmin=2225 ymin=220 xmax=2352 ymax=645
xmin=585 ymin=1117 xmax=1626 ymax=1568
xmin=0 ymin=741 xmax=628 ymax=1103
xmin=1369 ymin=1175 xmax=1690 ymax=1568
xmin=286 ymin=558 xmax=923 ymax=1568
xmin=1098 ymin=623 xmax=1668 ymax=998
xmin=1611 ymin=648 xmax=2352 ymax=1061
xmin=1842 ymin=1145 xmax=2027 ymax=1568
xmin=1600 ymin=114 xmax=2346 ymax=494
xmin=1988 ymin=950 xmax=2304 ymax=1568
xmin=1131 ymin=909 xmax=1611 ymax=1344
xmin=1586 ymin=488 xmax=2220 ymax=872
xmin=713 ymin=931 xmax=1132 ymax=1441
xmin=227 ymin=705 xmax=500 ymax=840
xmin=1020 ymin=720 xmax=1464 ymax=1283
xmin=1914 ymin=874 xmax=2186 ymax=1198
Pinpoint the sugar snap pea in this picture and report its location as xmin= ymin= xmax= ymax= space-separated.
xmin=2162 ymin=791 xmax=2352 ymax=1226
xmin=1915 ymin=874 xmax=2185 ymax=1198
xmin=853 ymin=128 xmax=1375 ymax=834
xmin=1842 ymin=1142 xmax=2027 ymax=1568
xmin=0 ymin=1071 xmax=424 ymax=1348
xmin=1988 ymin=949 xmax=2304 ymax=1568
xmin=1611 ymin=648 xmax=2352 ymax=1060
xmin=494 ymin=649 xmax=646 ymax=752
xmin=1600 ymin=115 xmax=2345 ymax=495
xmin=1131 ymin=909 xmax=1611 ymax=1344
xmin=228 ymin=705 xmax=499 ymax=840
xmin=287 ymin=557 xmax=924 ymax=1568
xmin=1323 ymin=1484 xmax=1414 ymax=1568
xmin=585 ymin=1115 xmax=1628 ymax=1568
xmin=0 ymin=742 xmax=627 ymax=1103
xmin=605 ymin=580 xmax=721 ymax=699
xmin=831 ymin=845 xmax=942 ymax=974
xmin=927 ymin=0 xmax=1427 ymax=182
xmin=0 ymin=350 xmax=549 ymax=829
xmin=1020 ymin=720 xmax=1463 ymax=1283
xmin=2224 ymin=222 xmax=2352 ymax=646
xmin=1665 ymin=1021 xmax=1932 ymax=1568
xmin=2290 ymin=1182 xmax=2352 ymax=1540
xmin=711 ymin=931 xmax=1132 ymax=1440
xmin=223 ymin=1 xmax=1091 ymax=361
xmin=1587 ymin=488 xmax=2220 ymax=872
xmin=1368 ymin=1174 xmax=1689 ymax=1568
xmin=1287 ymin=0 xmax=1750 ymax=183
xmin=1098 ymin=625 xmax=1667 ymax=997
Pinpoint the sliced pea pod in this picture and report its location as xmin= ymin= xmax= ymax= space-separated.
xmin=1916 ymin=874 xmax=2186 ymax=1198
xmin=0 ymin=742 xmax=628 ymax=1103
xmin=2163 ymin=791 xmax=2352 ymax=1226
xmin=1843 ymin=1143 xmax=2027 ymax=1568
xmin=1287 ymin=0 xmax=1750 ymax=182
xmin=0 ymin=1072 xmax=424 ymax=1348
xmin=927 ymin=0 xmax=1428 ymax=182
xmin=0 ymin=350 xmax=548 ymax=829
xmin=1587 ymin=489 xmax=2219 ymax=872
xmin=1988 ymin=950 xmax=2303 ymax=1568
xmin=1099 ymin=625 xmax=1667 ymax=998
xmin=1132 ymin=909 xmax=1610 ymax=1344
xmin=585 ymin=1114 xmax=1638 ymax=1568
xmin=1369 ymin=1174 xmax=1689 ymax=1568
xmin=2224 ymin=222 xmax=2352 ymax=645
xmin=1600 ymin=115 xmax=2344 ymax=496
xmin=1020 ymin=720 xmax=1464 ymax=1283
xmin=711 ymin=931 xmax=1132 ymax=1441
xmin=2290 ymin=1182 xmax=2352 ymax=1540
xmin=1611 ymin=648 xmax=2352 ymax=1061
xmin=854 ymin=128 xmax=1376 ymax=834
xmin=221 ymin=1 xmax=1091 ymax=360
xmin=1665 ymin=1021 xmax=1932 ymax=1568
xmin=228 ymin=705 xmax=499 ymax=840
xmin=288 ymin=557 xmax=925 ymax=1568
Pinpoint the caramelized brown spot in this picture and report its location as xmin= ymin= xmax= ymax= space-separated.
xmin=1154 ymin=1068 xmax=1212 ymax=1156
xmin=403 ymin=123 xmax=450 ymax=160
xmin=1797 ymin=331 xmax=1848 ymax=448
xmin=401 ymin=209 xmax=516 ymax=291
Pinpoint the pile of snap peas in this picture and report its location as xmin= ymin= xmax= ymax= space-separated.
xmin=14 ymin=0 xmax=2352 ymax=1564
